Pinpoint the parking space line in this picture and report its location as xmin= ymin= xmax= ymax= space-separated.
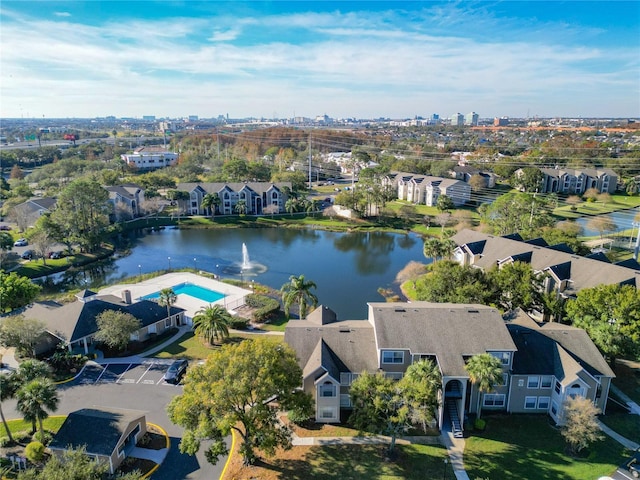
xmin=95 ymin=364 xmax=109 ymax=383
xmin=116 ymin=363 xmax=134 ymax=383
xmin=136 ymin=364 xmax=153 ymax=384
xmin=618 ymin=470 xmax=634 ymax=480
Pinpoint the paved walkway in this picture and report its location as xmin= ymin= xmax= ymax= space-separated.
xmin=597 ymin=420 xmax=640 ymax=451
xmin=129 ymin=446 xmax=169 ymax=463
xmin=610 ymin=384 xmax=640 ymax=415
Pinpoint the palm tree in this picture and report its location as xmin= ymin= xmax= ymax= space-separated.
xmin=234 ymin=199 xmax=248 ymax=215
xmin=202 ymin=193 xmax=221 ymax=218
xmin=401 ymin=359 xmax=442 ymax=431
xmin=158 ymin=288 xmax=177 ymax=326
xmin=464 ymin=353 xmax=504 ymax=420
xmin=281 ymin=274 xmax=318 ymax=319
xmin=285 ymin=198 xmax=298 ymax=215
xmin=192 ymin=304 xmax=232 ymax=345
xmin=17 ymin=359 xmax=52 ymax=382
xmin=16 ymin=377 xmax=59 ymax=439
xmin=540 ymin=291 xmax=565 ymax=322
xmin=0 ymin=374 xmax=18 ymax=443
xmin=423 ymin=238 xmax=456 ymax=262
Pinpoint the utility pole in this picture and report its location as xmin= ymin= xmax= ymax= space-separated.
xmin=308 ymin=133 xmax=312 ymax=190
xmin=633 ymin=222 xmax=640 ymax=261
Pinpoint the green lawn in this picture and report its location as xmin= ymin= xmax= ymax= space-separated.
xmin=1 ymin=416 xmax=66 ymax=437
xmin=152 ymin=331 xmax=283 ymax=360
xmin=554 ymin=195 xmax=640 ymax=219
xmin=613 ymin=360 xmax=640 ymax=404
xmin=600 ymin=413 xmax=640 ymax=443
xmin=464 ymin=414 xmax=630 ymax=480
xmin=256 ymin=443 xmax=453 ymax=480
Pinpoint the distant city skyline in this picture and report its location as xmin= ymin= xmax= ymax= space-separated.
xmin=1 ymin=1 xmax=638 ymax=119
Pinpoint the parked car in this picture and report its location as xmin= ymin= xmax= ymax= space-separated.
xmin=628 ymin=458 xmax=640 ymax=478
xmin=164 ymin=359 xmax=188 ymax=384
xmin=0 ymin=225 xmax=11 ymax=231
xmin=21 ymin=250 xmax=33 ymax=260
xmin=49 ymin=251 xmax=62 ymax=259
xmin=14 ymin=238 xmax=28 ymax=247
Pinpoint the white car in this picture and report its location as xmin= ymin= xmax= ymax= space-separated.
xmin=14 ymin=238 xmax=28 ymax=247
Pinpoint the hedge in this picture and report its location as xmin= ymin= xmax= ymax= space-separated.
xmin=245 ymin=294 xmax=281 ymax=322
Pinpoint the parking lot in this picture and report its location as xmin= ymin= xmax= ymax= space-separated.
xmin=75 ymin=359 xmax=182 ymax=386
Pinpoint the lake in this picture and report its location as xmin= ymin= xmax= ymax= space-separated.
xmin=41 ymin=228 xmax=427 ymax=320
xmin=574 ymin=206 xmax=640 ymax=237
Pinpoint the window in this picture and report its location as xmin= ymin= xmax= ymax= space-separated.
xmin=483 ymin=394 xmax=505 ymax=407
xmin=554 ymin=381 xmax=561 ymax=394
xmin=165 ymin=317 xmax=172 ymax=328
xmin=382 ymin=351 xmax=404 ymax=364
xmin=518 ymin=379 xmax=525 ymax=387
xmin=524 ymin=396 xmax=537 ymax=409
xmin=527 ymin=376 xmax=540 ymax=389
xmin=340 ymin=373 xmax=352 ymax=386
xmin=130 ymin=332 xmax=139 ymax=341
xmin=540 ymin=376 xmax=553 ymax=389
xmin=491 ymin=352 xmax=510 ymax=365
xmin=385 ymin=372 xmax=404 ymax=380
xmin=320 ymin=407 xmax=336 ymax=419
xmin=319 ymin=383 xmax=336 ymax=397
xmin=551 ymin=402 xmax=558 ymax=415
xmin=537 ymin=396 xmax=550 ymax=410
xmin=148 ymin=324 xmax=157 ymax=334
xmin=340 ymin=394 xmax=351 ymax=407
xmin=497 ymin=373 xmax=509 ymax=387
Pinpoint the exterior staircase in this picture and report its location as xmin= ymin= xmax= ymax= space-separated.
xmin=446 ymin=400 xmax=464 ymax=438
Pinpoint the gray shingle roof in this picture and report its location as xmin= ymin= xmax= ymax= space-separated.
xmin=23 ymin=296 xmax=183 ymax=343
xmin=285 ymin=319 xmax=378 ymax=377
xmin=49 ymin=407 xmax=146 ymax=456
xmin=177 ymin=182 xmax=291 ymax=195
xmin=506 ymin=312 xmax=614 ymax=379
xmin=369 ymin=302 xmax=516 ymax=377
xmin=452 ymin=229 xmax=639 ymax=294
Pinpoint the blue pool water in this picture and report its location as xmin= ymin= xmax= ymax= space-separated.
xmin=142 ymin=283 xmax=225 ymax=303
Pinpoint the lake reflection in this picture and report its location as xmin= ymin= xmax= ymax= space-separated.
xmin=39 ymin=228 xmax=426 ymax=320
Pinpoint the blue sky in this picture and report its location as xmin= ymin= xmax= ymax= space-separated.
xmin=1 ymin=1 xmax=638 ymax=119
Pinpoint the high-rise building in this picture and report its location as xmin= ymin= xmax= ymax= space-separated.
xmin=494 ymin=117 xmax=509 ymax=126
xmin=465 ymin=112 xmax=479 ymax=126
xmin=450 ymin=113 xmax=464 ymax=126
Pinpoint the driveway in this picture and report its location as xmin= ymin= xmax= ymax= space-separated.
xmin=3 ymin=358 xmax=229 ymax=479
xmin=611 ymin=451 xmax=640 ymax=480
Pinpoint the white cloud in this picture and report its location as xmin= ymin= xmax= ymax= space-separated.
xmin=54 ymin=12 xmax=71 ymax=17
xmin=0 ymin=6 xmax=637 ymax=118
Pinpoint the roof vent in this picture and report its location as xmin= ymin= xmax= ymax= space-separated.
xmin=468 ymin=310 xmax=479 ymax=313
xmin=339 ymin=328 xmax=351 ymax=333
xmin=394 ymin=308 xmax=406 ymax=313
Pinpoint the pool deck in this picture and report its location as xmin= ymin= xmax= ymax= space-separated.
xmin=98 ymin=272 xmax=252 ymax=320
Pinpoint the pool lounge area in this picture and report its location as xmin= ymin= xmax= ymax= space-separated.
xmin=98 ymin=272 xmax=252 ymax=322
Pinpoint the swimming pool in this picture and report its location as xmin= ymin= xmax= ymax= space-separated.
xmin=141 ymin=283 xmax=225 ymax=303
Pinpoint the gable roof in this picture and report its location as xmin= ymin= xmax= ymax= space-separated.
xmin=506 ymin=311 xmax=614 ymax=380
xmin=23 ymin=295 xmax=184 ymax=343
xmin=285 ymin=319 xmax=378 ymax=378
xmin=177 ymin=182 xmax=291 ymax=196
xmin=452 ymin=229 xmax=640 ymax=294
xmin=49 ymin=407 xmax=145 ymax=456
xmin=369 ymin=302 xmax=516 ymax=377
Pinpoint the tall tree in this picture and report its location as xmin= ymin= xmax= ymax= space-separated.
xmin=423 ymin=237 xmax=456 ymax=262
xmin=0 ymin=374 xmax=18 ymax=442
xmin=94 ymin=310 xmax=141 ymax=352
xmin=50 ymin=178 xmax=111 ymax=252
xmin=464 ymin=353 xmax=503 ymax=420
xmin=280 ymin=274 xmax=318 ymax=319
xmin=402 ymin=359 xmax=442 ymax=432
xmin=486 ymin=261 xmax=544 ymax=313
xmin=192 ymin=304 xmax=232 ymax=345
xmin=560 ymin=396 xmax=603 ymax=456
xmin=16 ymin=377 xmax=59 ymax=439
xmin=0 ymin=272 xmax=41 ymax=313
xmin=0 ymin=315 xmax=46 ymax=357
xmin=157 ymin=288 xmax=177 ymax=322
xmin=201 ymin=193 xmax=220 ymax=218
xmin=436 ymin=194 xmax=454 ymax=213
xmin=167 ymin=339 xmax=311 ymax=466
xmin=0 ymin=232 xmax=13 ymax=268
xmin=512 ymin=167 xmax=543 ymax=192
xmin=414 ymin=260 xmax=489 ymax=304
xmin=565 ymin=284 xmax=640 ymax=361
xmin=349 ymin=371 xmax=409 ymax=454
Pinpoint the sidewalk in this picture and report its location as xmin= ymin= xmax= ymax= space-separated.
xmin=597 ymin=420 xmax=640 ymax=451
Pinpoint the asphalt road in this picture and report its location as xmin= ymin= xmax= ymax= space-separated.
xmin=3 ymin=359 xmax=228 ymax=480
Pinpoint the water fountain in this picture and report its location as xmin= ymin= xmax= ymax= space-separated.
xmin=220 ymin=242 xmax=267 ymax=276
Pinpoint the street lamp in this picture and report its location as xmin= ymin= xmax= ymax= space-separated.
xmin=443 ymin=458 xmax=448 ymax=480
xmin=138 ymin=264 xmax=142 ymax=279
xmin=193 ymin=257 xmax=197 ymax=272
xmin=168 ymin=256 xmax=171 ymax=271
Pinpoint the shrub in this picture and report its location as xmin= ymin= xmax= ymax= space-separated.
xmin=32 ymin=430 xmax=52 ymax=444
xmin=229 ymin=317 xmax=249 ymax=330
xmin=25 ymin=441 xmax=45 ymax=463
xmin=245 ymin=294 xmax=280 ymax=322
xmin=287 ymin=407 xmax=312 ymax=426
xmin=474 ymin=418 xmax=486 ymax=431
